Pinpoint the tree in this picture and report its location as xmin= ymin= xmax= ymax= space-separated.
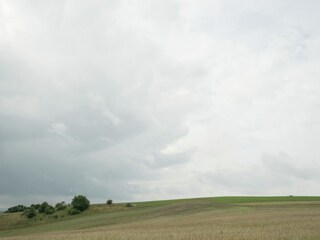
xmin=55 ymin=201 xmax=67 ymax=211
xmin=44 ymin=205 xmax=55 ymax=215
xmin=38 ymin=202 xmax=49 ymax=213
xmin=6 ymin=205 xmax=27 ymax=213
xmin=68 ymin=208 xmax=81 ymax=215
xmin=107 ymin=199 xmax=113 ymax=205
xmin=31 ymin=204 xmax=41 ymax=210
xmin=22 ymin=208 xmax=37 ymax=219
xmin=71 ymin=195 xmax=90 ymax=212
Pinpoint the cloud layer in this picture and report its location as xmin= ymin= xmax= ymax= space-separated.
xmin=1 ymin=0 xmax=320 ymax=208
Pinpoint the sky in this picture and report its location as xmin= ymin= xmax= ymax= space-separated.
xmin=1 ymin=0 xmax=320 ymax=209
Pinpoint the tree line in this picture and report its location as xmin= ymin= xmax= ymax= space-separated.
xmin=5 ymin=195 xmax=90 ymax=219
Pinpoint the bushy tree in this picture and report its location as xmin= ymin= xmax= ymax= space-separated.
xmin=107 ymin=199 xmax=113 ymax=205
xmin=44 ymin=205 xmax=55 ymax=215
xmin=31 ymin=204 xmax=41 ymax=210
xmin=39 ymin=202 xmax=49 ymax=213
xmin=71 ymin=195 xmax=90 ymax=212
xmin=6 ymin=205 xmax=27 ymax=213
xmin=22 ymin=208 xmax=37 ymax=219
xmin=68 ymin=208 xmax=81 ymax=215
xmin=55 ymin=201 xmax=67 ymax=211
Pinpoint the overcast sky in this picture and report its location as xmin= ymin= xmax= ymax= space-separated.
xmin=1 ymin=0 xmax=320 ymax=208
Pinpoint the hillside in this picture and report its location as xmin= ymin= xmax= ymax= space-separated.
xmin=1 ymin=196 xmax=320 ymax=239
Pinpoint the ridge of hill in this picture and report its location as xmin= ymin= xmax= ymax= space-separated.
xmin=1 ymin=196 xmax=320 ymax=239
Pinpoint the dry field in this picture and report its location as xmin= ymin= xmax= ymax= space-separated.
xmin=1 ymin=197 xmax=320 ymax=240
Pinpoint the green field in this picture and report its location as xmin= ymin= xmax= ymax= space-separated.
xmin=1 ymin=196 xmax=320 ymax=240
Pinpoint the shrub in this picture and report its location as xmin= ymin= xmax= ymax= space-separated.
xmin=6 ymin=205 xmax=27 ymax=213
xmin=44 ymin=206 xmax=55 ymax=215
xmin=22 ymin=208 xmax=37 ymax=219
xmin=31 ymin=204 xmax=41 ymax=210
xmin=68 ymin=208 xmax=81 ymax=215
xmin=126 ymin=203 xmax=133 ymax=207
xmin=55 ymin=201 xmax=67 ymax=211
xmin=107 ymin=199 xmax=113 ymax=205
xmin=39 ymin=202 xmax=49 ymax=213
xmin=71 ymin=195 xmax=90 ymax=212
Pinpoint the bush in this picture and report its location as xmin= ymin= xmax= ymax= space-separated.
xmin=22 ymin=208 xmax=37 ymax=219
xmin=71 ymin=195 xmax=90 ymax=212
xmin=6 ymin=205 xmax=27 ymax=213
xmin=107 ymin=199 xmax=113 ymax=205
xmin=38 ymin=202 xmax=49 ymax=213
xmin=44 ymin=206 xmax=55 ymax=215
xmin=68 ymin=208 xmax=81 ymax=215
xmin=30 ymin=204 xmax=41 ymax=210
xmin=55 ymin=201 xmax=67 ymax=211
xmin=126 ymin=203 xmax=133 ymax=207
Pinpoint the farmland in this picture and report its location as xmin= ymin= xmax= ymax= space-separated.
xmin=1 ymin=196 xmax=320 ymax=240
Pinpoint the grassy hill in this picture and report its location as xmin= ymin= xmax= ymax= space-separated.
xmin=1 ymin=196 xmax=320 ymax=239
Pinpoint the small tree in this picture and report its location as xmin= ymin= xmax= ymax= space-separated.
xmin=107 ymin=199 xmax=113 ymax=205
xmin=71 ymin=195 xmax=90 ymax=212
xmin=22 ymin=208 xmax=37 ymax=219
xmin=6 ymin=205 xmax=27 ymax=213
xmin=68 ymin=208 xmax=81 ymax=215
xmin=44 ymin=205 xmax=55 ymax=215
xmin=39 ymin=202 xmax=49 ymax=213
xmin=55 ymin=201 xmax=67 ymax=211
xmin=31 ymin=204 xmax=41 ymax=210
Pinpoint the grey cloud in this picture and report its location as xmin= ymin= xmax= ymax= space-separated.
xmin=1 ymin=0 xmax=320 ymax=208
xmin=198 ymin=151 xmax=320 ymax=196
xmin=143 ymin=150 xmax=193 ymax=169
xmin=200 ymin=170 xmax=279 ymax=196
xmin=0 ymin=115 xmax=46 ymax=141
xmin=261 ymin=152 xmax=320 ymax=181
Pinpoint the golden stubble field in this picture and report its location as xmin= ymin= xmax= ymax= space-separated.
xmin=1 ymin=199 xmax=320 ymax=240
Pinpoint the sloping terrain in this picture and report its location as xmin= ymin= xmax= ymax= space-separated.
xmin=1 ymin=196 xmax=320 ymax=240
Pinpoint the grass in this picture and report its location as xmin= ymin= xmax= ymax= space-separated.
xmin=1 ymin=196 xmax=320 ymax=239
